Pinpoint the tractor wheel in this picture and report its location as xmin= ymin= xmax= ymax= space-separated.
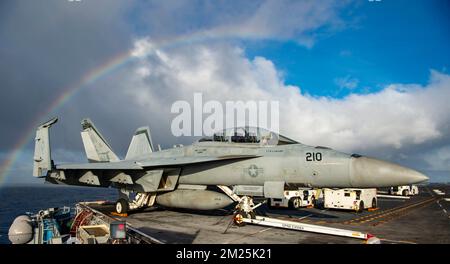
xmin=372 ymin=198 xmax=377 ymax=209
xmin=292 ymin=198 xmax=301 ymax=209
xmin=357 ymin=201 xmax=364 ymax=213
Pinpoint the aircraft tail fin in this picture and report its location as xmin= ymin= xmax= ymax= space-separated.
xmin=33 ymin=117 xmax=58 ymax=177
xmin=125 ymin=126 xmax=154 ymax=160
xmin=81 ymin=118 xmax=120 ymax=162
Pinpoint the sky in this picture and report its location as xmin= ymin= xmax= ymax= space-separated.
xmin=0 ymin=0 xmax=449 ymax=185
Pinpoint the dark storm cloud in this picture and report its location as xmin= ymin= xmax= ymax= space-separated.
xmin=0 ymin=0 xmax=133 ymax=151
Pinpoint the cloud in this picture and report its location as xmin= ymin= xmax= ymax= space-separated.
xmin=423 ymin=146 xmax=450 ymax=171
xmin=0 ymin=0 xmax=133 ymax=151
xmin=0 ymin=0 xmax=136 ymax=184
xmin=0 ymin=0 xmax=352 ymax=149
xmin=0 ymin=0 xmax=352 ymax=153
xmin=133 ymin=0 xmax=349 ymax=47
xmin=3 ymin=32 xmax=450 ymax=182
xmin=3 ymin=38 xmax=450 ymax=182
xmin=230 ymin=0 xmax=347 ymax=46
xmin=334 ymin=75 xmax=359 ymax=89
xmin=69 ymin=37 xmax=447 ymax=183
xmin=120 ymin=39 xmax=450 ymax=153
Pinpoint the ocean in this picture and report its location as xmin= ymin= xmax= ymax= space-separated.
xmin=0 ymin=185 xmax=117 ymax=244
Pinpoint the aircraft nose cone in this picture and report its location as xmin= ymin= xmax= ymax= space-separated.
xmin=350 ymin=156 xmax=429 ymax=187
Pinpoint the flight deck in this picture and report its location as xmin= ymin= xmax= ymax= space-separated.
xmin=87 ymin=184 xmax=450 ymax=244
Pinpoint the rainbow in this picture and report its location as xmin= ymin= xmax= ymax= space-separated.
xmin=0 ymin=30 xmax=245 ymax=185
xmin=0 ymin=50 xmax=135 ymax=185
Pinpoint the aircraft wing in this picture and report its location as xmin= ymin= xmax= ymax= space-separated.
xmin=56 ymin=155 xmax=259 ymax=170
xmin=136 ymin=155 xmax=259 ymax=167
xmin=49 ymin=154 xmax=260 ymax=191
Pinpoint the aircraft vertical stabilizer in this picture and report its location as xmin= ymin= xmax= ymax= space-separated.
xmin=33 ymin=117 xmax=58 ymax=177
xmin=80 ymin=118 xmax=120 ymax=162
xmin=125 ymin=126 xmax=154 ymax=160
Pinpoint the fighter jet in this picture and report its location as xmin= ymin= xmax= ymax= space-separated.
xmin=33 ymin=117 xmax=428 ymax=217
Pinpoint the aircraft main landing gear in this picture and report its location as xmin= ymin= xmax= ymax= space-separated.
xmin=115 ymin=199 xmax=129 ymax=214
xmin=115 ymin=189 xmax=156 ymax=214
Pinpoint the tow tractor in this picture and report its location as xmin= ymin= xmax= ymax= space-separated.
xmin=389 ymin=185 xmax=419 ymax=196
xmin=323 ymin=188 xmax=377 ymax=213
xmin=217 ymin=186 xmax=380 ymax=244
xmin=268 ymin=188 xmax=321 ymax=209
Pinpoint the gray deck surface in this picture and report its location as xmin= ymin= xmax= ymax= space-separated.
xmin=91 ymin=184 xmax=450 ymax=244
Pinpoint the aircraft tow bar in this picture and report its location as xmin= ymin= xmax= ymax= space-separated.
xmin=241 ymin=215 xmax=380 ymax=244
xmin=218 ymin=185 xmax=380 ymax=244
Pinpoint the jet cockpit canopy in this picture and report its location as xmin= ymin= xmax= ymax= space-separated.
xmin=199 ymin=127 xmax=299 ymax=146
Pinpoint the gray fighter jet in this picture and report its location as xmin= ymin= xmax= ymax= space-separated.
xmin=33 ymin=118 xmax=428 ymax=216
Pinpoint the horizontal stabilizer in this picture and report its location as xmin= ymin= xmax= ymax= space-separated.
xmin=80 ymin=118 xmax=120 ymax=162
xmin=125 ymin=126 xmax=154 ymax=160
xmin=56 ymin=160 xmax=142 ymax=170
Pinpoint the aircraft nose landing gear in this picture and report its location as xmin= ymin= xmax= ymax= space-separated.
xmin=233 ymin=196 xmax=259 ymax=226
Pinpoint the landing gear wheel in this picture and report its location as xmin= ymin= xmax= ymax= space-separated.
xmin=115 ymin=199 xmax=129 ymax=214
xmin=357 ymin=201 xmax=364 ymax=213
xmin=372 ymin=198 xmax=377 ymax=209
xmin=292 ymin=198 xmax=301 ymax=209
xmin=233 ymin=212 xmax=246 ymax=227
xmin=233 ymin=210 xmax=256 ymax=227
